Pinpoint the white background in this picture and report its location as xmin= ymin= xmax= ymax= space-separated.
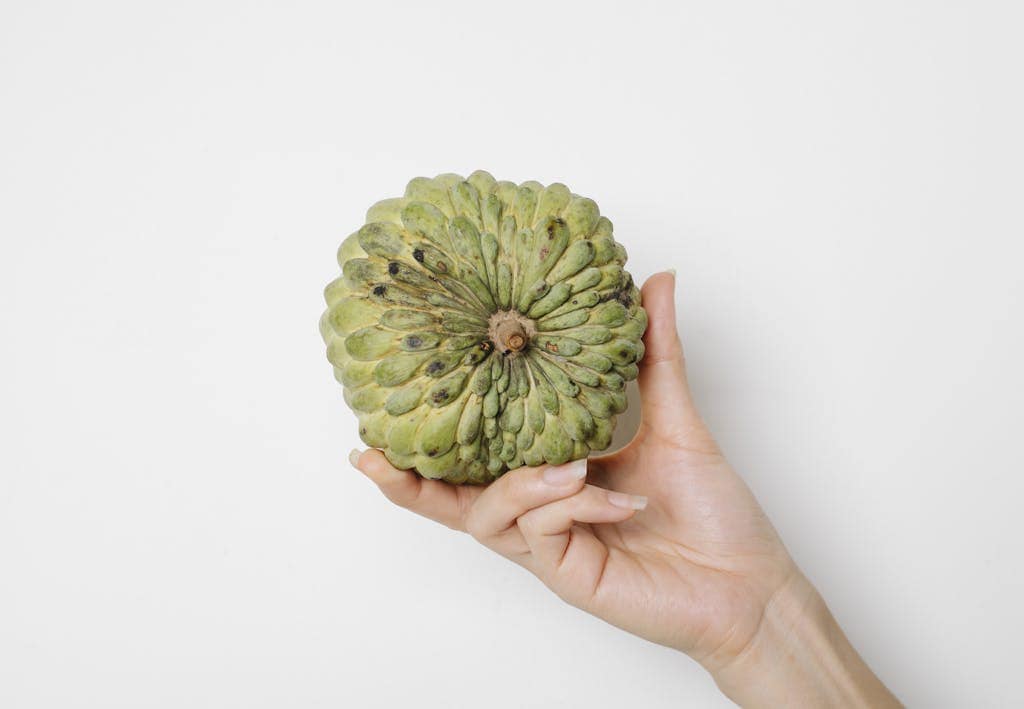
xmin=2 ymin=1 xmax=1022 ymax=707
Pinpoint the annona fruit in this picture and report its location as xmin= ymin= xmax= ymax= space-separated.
xmin=320 ymin=171 xmax=647 ymax=484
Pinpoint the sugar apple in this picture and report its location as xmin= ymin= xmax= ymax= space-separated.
xmin=320 ymin=171 xmax=647 ymax=484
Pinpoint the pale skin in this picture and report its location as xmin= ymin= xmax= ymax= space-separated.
xmin=350 ymin=271 xmax=901 ymax=708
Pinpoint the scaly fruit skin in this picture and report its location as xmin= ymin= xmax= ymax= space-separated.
xmin=320 ymin=171 xmax=647 ymax=484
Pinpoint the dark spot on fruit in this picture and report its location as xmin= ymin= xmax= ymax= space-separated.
xmin=373 ymin=285 xmax=387 ymax=296
xmin=359 ymin=427 xmax=366 ymax=435
xmin=546 ymin=218 xmax=566 ymax=238
xmin=405 ymin=336 xmax=422 ymax=348
xmin=539 ymin=247 xmax=549 ymax=259
xmin=599 ymin=289 xmax=634 ymax=308
xmin=413 ymin=249 xmax=425 ymax=262
xmin=546 ymin=343 xmax=559 ymax=353
xmin=480 ymin=341 xmax=492 ymax=352
xmin=427 ymin=448 xmax=438 ymax=457
xmin=432 ymin=390 xmax=450 ymax=404
xmin=437 ymin=261 xmax=448 ymax=273
xmin=426 ymin=360 xmax=444 ymax=374
xmin=388 ymin=262 xmax=400 ymax=275
xmin=572 ymin=299 xmax=578 ymax=304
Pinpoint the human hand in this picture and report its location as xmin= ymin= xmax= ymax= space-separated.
xmin=350 ymin=271 xmax=899 ymax=707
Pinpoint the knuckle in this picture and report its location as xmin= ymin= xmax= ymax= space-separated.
xmin=463 ymin=507 xmax=485 ymax=540
xmin=377 ymin=483 xmax=406 ymax=507
xmin=454 ymin=490 xmax=475 ymax=530
xmin=509 ymin=472 xmax=539 ymax=500
xmin=377 ymin=477 xmax=416 ymax=508
xmin=497 ymin=465 xmax=535 ymax=496
xmin=516 ymin=509 xmax=543 ymax=537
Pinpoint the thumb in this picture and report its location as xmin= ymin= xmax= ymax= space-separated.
xmin=638 ymin=271 xmax=703 ymax=436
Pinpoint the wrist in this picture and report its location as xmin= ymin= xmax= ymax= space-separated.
xmin=707 ymin=572 xmax=900 ymax=708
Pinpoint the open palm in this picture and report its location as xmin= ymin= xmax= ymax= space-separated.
xmin=352 ymin=271 xmax=801 ymax=673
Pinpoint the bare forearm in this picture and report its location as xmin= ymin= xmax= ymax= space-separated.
xmin=707 ymin=574 xmax=901 ymax=708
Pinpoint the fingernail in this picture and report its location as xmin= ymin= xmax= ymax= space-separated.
xmin=666 ymin=268 xmax=676 ymax=277
xmin=608 ymin=491 xmax=648 ymax=510
xmin=542 ymin=458 xmax=588 ymax=485
xmin=348 ymin=448 xmax=363 ymax=468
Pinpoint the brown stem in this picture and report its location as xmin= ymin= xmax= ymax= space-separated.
xmin=487 ymin=311 xmax=536 ymax=355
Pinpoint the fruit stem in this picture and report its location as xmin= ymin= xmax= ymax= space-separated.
xmin=487 ymin=310 xmax=536 ymax=355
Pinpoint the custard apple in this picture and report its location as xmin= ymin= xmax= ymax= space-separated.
xmin=320 ymin=171 xmax=647 ymax=484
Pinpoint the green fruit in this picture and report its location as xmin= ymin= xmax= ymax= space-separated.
xmin=321 ymin=171 xmax=646 ymax=484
